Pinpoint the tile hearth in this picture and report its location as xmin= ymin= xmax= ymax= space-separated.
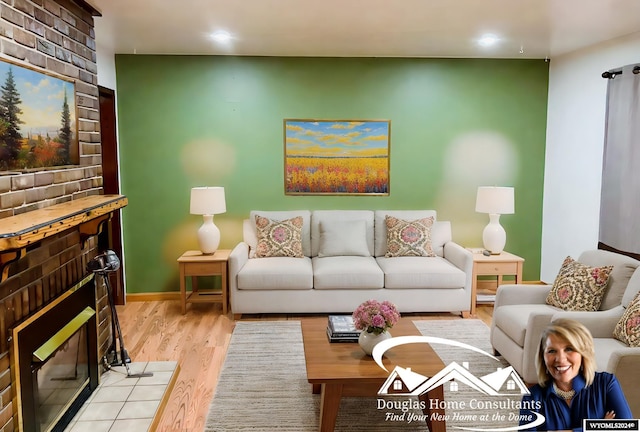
xmin=65 ymin=361 xmax=178 ymax=432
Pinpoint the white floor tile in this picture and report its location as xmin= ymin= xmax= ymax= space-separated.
xmin=109 ymin=418 xmax=153 ymax=432
xmin=67 ymin=420 xmax=113 ymax=432
xmin=117 ymin=400 xmax=160 ymax=419
xmin=77 ymin=401 xmax=124 ymax=421
xmin=128 ymin=385 xmax=166 ymax=401
xmin=92 ymin=386 xmax=134 ymax=403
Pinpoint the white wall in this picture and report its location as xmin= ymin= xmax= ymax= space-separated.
xmin=95 ymin=18 xmax=117 ymax=89
xmin=541 ymin=32 xmax=640 ymax=282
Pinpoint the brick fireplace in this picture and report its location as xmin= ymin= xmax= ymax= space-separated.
xmin=0 ymin=195 xmax=126 ymax=431
xmin=0 ymin=0 xmax=115 ymax=430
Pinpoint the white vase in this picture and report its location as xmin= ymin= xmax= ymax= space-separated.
xmin=358 ymin=330 xmax=391 ymax=356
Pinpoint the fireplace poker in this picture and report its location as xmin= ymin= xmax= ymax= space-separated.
xmin=88 ymin=250 xmax=153 ymax=378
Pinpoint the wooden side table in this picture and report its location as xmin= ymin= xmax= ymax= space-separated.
xmin=178 ymin=249 xmax=231 ymax=315
xmin=469 ymin=250 xmax=524 ymax=316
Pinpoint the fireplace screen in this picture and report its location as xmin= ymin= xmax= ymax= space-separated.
xmin=34 ymin=323 xmax=90 ymax=431
xmin=11 ymin=274 xmax=99 ymax=432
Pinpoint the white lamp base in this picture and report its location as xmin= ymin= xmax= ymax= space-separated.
xmin=482 ymin=213 xmax=506 ymax=254
xmin=197 ymin=214 xmax=220 ymax=255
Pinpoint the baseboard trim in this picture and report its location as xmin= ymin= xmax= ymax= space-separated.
xmin=126 ymin=292 xmax=181 ymax=302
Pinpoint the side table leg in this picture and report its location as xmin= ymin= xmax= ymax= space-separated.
xmin=471 ymin=267 xmax=478 ymax=316
xmin=319 ymin=383 xmax=342 ymax=432
xmin=180 ymin=264 xmax=186 ymax=314
xmin=221 ymin=266 xmax=228 ymax=315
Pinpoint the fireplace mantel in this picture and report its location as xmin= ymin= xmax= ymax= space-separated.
xmin=0 ymin=194 xmax=127 ymax=281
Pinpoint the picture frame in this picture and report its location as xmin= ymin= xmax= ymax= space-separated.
xmin=0 ymin=57 xmax=77 ymax=172
xmin=284 ymin=119 xmax=390 ymax=195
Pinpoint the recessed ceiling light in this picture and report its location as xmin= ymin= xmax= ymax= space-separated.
xmin=478 ymin=34 xmax=499 ymax=47
xmin=210 ymin=31 xmax=232 ymax=43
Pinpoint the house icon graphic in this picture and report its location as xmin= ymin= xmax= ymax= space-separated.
xmin=378 ymin=361 xmax=529 ymax=396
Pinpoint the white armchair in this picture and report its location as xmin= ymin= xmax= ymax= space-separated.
xmin=490 ymin=250 xmax=640 ymax=391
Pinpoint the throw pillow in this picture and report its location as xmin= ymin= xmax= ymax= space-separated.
xmin=317 ymin=220 xmax=370 ymax=257
xmin=254 ymin=215 xmax=303 ymax=258
xmin=385 ymin=216 xmax=436 ymax=257
xmin=613 ymin=291 xmax=640 ymax=347
xmin=545 ymin=256 xmax=613 ymax=311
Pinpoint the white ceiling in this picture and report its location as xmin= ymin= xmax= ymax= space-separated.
xmin=90 ymin=0 xmax=640 ymax=59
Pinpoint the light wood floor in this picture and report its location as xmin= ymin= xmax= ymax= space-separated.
xmin=116 ymin=301 xmax=495 ymax=432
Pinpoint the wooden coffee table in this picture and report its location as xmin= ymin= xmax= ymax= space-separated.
xmin=301 ymin=317 xmax=446 ymax=432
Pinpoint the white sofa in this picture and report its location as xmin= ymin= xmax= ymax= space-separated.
xmin=228 ymin=210 xmax=473 ymax=316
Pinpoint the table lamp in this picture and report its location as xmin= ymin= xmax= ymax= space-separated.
xmin=475 ymin=186 xmax=514 ymax=254
xmin=190 ymin=187 xmax=226 ymax=254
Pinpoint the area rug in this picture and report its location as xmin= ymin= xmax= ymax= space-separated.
xmin=205 ymin=320 xmax=523 ymax=431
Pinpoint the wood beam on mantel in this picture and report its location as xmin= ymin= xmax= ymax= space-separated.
xmin=72 ymin=0 xmax=102 ymax=16
xmin=0 ymin=194 xmax=127 ymax=281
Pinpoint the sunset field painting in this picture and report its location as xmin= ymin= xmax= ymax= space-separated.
xmin=284 ymin=120 xmax=390 ymax=195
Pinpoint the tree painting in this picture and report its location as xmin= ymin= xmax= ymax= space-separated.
xmin=0 ymin=60 xmax=76 ymax=171
xmin=284 ymin=119 xmax=390 ymax=195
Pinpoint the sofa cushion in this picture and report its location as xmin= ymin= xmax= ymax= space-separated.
xmin=254 ymin=215 xmax=304 ymax=258
xmin=318 ymin=220 xmax=370 ymax=257
xmin=312 ymin=256 xmax=384 ymax=289
xmin=493 ymin=304 xmax=560 ymax=346
xmin=579 ymin=249 xmax=640 ymax=310
xmin=613 ymin=291 xmax=640 ymax=347
xmin=376 ymin=256 xmax=464 ymax=289
xmin=374 ymin=210 xmax=450 ymax=257
xmin=545 ymin=256 xmax=613 ymax=311
xmin=384 ymin=215 xmax=436 ymax=257
xmin=237 ymin=256 xmax=313 ymax=290
xmin=311 ymin=210 xmax=374 ymax=257
xmin=249 ymin=210 xmax=312 ymax=257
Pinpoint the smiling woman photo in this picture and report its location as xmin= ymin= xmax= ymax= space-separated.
xmin=519 ymin=318 xmax=632 ymax=431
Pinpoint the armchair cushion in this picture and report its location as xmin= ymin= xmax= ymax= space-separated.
xmin=579 ymin=249 xmax=640 ymax=310
xmin=493 ymin=304 xmax=559 ymax=346
xmin=545 ymin=256 xmax=613 ymax=311
xmin=622 ymin=270 xmax=640 ymax=307
xmin=613 ymin=292 xmax=640 ymax=347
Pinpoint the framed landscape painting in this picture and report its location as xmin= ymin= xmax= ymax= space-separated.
xmin=284 ymin=119 xmax=390 ymax=195
xmin=0 ymin=58 xmax=76 ymax=171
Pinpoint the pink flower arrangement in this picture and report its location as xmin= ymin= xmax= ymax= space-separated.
xmin=352 ymin=299 xmax=400 ymax=335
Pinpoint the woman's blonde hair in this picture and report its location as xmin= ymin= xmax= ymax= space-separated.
xmin=535 ymin=318 xmax=597 ymax=387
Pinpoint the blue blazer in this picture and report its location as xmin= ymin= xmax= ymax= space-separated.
xmin=519 ymin=372 xmax=632 ymax=431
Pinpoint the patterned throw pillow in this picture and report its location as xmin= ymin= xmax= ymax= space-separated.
xmin=254 ymin=215 xmax=303 ymax=258
xmin=385 ymin=216 xmax=436 ymax=257
xmin=545 ymin=256 xmax=613 ymax=311
xmin=613 ymin=291 xmax=640 ymax=347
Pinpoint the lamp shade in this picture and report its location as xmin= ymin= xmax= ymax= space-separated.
xmin=475 ymin=186 xmax=514 ymax=215
xmin=190 ymin=187 xmax=226 ymax=215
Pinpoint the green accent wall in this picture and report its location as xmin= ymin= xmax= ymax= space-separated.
xmin=115 ymin=55 xmax=548 ymax=294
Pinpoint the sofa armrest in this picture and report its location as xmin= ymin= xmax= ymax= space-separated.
xmin=443 ymin=242 xmax=473 ymax=291
xmin=550 ymin=307 xmax=624 ymax=337
xmin=229 ymin=242 xmax=250 ymax=294
xmin=494 ymin=284 xmax=552 ymax=308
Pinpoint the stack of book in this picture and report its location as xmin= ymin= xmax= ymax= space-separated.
xmin=326 ymin=315 xmax=361 ymax=343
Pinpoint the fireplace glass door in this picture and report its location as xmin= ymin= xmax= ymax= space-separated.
xmin=34 ymin=325 xmax=90 ymax=432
